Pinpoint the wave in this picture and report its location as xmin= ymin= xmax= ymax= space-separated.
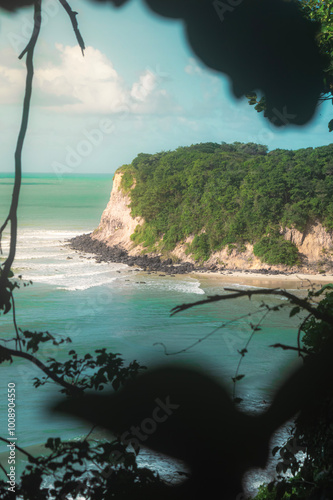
xmin=3 ymin=227 xmax=206 ymax=294
xmin=41 ymin=275 xmax=119 ymax=291
xmin=147 ymin=278 xmax=205 ymax=295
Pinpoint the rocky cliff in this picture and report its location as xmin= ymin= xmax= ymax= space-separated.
xmin=92 ymin=171 xmax=144 ymax=255
xmin=92 ymin=171 xmax=333 ymax=273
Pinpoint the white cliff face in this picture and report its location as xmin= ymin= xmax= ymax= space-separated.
xmin=92 ymin=172 xmax=144 ymax=254
xmin=204 ymin=223 xmax=333 ymax=271
xmin=282 ymin=223 xmax=333 ymax=263
xmin=94 ymin=173 xmax=333 ymax=271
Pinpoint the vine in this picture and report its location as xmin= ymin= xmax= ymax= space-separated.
xmin=0 ymin=3 xmax=161 ymax=498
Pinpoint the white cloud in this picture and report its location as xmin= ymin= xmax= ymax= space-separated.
xmin=0 ymin=44 xmax=176 ymax=115
xmin=131 ymin=70 xmax=157 ymax=102
xmin=0 ymin=63 xmax=26 ymax=105
xmin=35 ymin=44 xmax=129 ymax=114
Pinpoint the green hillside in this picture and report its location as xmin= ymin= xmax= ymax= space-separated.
xmin=117 ymin=142 xmax=333 ymax=265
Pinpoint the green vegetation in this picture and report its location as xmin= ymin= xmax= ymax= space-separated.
xmin=253 ymin=236 xmax=300 ymax=266
xmin=118 ymin=142 xmax=333 ymax=265
xmin=186 ymin=234 xmax=211 ymax=262
xmin=119 ymin=169 xmax=135 ymax=193
xmin=248 ymin=0 xmax=333 ymax=131
xmin=253 ymin=482 xmax=300 ymax=499
xmin=252 ymin=285 xmax=333 ymax=499
xmin=301 ymin=0 xmax=333 ymax=115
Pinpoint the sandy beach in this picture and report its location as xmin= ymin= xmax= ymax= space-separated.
xmin=190 ymin=270 xmax=333 ymax=290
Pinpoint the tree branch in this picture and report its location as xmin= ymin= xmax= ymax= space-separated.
xmin=270 ymin=343 xmax=310 ymax=354
xmin=0 ymin=345 xmax=82 ymax=395
xmin=171 ymin=287 xmax=333 ymax=325
xmin=154 ymin=309 xmax=261 ymax=356
xmin=0 ymin=1 xmax=42 ymax=288
xmin=297 ymin=313 xmax=312 ymax=358
xmin=232 ymin=308 xmax=271 ymax=400
xmin=58 ymin=0 xmax=85 ymax=55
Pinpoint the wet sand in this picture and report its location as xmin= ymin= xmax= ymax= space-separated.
xmin=190 ymin=270 xmax=333 ymax=290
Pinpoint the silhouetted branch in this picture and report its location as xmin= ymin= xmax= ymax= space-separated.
xmin=0 ymin=345 xmax=82 ymax=395
xmin=18 ymin=1 xmax=42 ymax=60
xmin=0 ymin=1 xmax=41 ymax=288
xmin=83 ymin=425 xmax=97 ymax=442
xmin=11 ymin=291 xmax=22 ymax=351
xmin=171 ymin=287 xmax=333 ymax=324
xmin=270 ymin=343 xmax=310 ymax=354
xmin=232 ymin=308 xmax=271 ymax=400
xmin=297 ymin=313 xmax=312 ymax=358
xmin=59 ymin=0 xmax=85 ymax=55
xmin=154 ymin=309 xmax=262 ymax=356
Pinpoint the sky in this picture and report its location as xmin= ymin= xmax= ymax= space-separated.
xmin=0 ymin=0 xmax=332 ymax=175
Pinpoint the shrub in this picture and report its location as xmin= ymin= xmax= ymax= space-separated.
xmin=130 ymin=224 xmax=159 ymax=251
xmin=253 ymin=236 xmax=300 ymax=266
xmin=120 ymin=169 xmax=134 ymax=193
xmin=186 ymin=234 xmax=210 ymax=261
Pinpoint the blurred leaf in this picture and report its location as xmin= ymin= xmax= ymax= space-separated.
xmin=290 ymin=306 xmax=300 ymax=317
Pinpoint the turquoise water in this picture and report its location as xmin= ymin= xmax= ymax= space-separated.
xmin=0 ymin=175 xmax=304 ymax=494
xmin=0 ymin=174 xmax=112 ymax=230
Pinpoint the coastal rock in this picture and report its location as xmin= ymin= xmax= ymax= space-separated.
xmin=68 ymin=234 xmax=195 ymax=275
xmin=72 ymin=171 xmax=333 ymax=275
xmin=282 ymin=223 xmax=333 ymax=263
xmin=91 ymin=171 xmax=144 ymax=255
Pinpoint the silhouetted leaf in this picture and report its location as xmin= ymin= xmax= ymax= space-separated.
xmin=290 ymin=306 xmax=300 ymax=317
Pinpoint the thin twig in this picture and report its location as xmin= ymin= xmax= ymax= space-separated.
xmin=84 ymin=425 xmax=97 ymax=442
xmin=154 ymin=309 xmax=263 ymax=356
xmin=58 ymin=0 xmax=85 ymax=55
xmin=171 ymin=287 xmax=333 ymax=324
xmin=297 ymin=313 xmax=312 ymax=358
xmin=270 ymin=343 xmax=309 ymax=354
xmin=232 ymin=308 xmax=271 ymax=400
xmin=73 ymin=362 xmax=86 ymax=386
xmin=11 ymin=291 xmax=22 ymax=351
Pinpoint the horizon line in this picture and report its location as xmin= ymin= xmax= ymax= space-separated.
xmin=0 ymin=172 xmax=114 ymax=176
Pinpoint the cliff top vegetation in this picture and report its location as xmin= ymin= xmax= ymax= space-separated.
xmin=118 ymin=142 xmax=333 ymax=265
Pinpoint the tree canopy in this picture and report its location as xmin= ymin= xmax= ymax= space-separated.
xmin=119 ymin=142 xmax=333 ymax=264
xmin=248 ymin=0 xmax=333 ymax=131
xmin=1 ymin=1 xmax=333 ymax=499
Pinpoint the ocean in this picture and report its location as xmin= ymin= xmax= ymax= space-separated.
xmin=0 ymin=174 xmax=305 ymax=496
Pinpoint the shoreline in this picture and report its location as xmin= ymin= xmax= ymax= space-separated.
xmin=190 ymin=270 xmax=333 ymax=290
xmin=68 ymin=233 xmax=197 ymax=274
xmin=68 ymin=233 xmax=333 ymax=290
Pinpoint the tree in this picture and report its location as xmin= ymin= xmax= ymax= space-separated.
xmin=56 ymin=286 xmax=333 ymax=500
xmin=1 ymin=1 xmax=333 ymax=498
xmin=0 ymin=2 xmax=164 ymax=498
xmin=247 ymin=0 xmax=333 ymax=131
